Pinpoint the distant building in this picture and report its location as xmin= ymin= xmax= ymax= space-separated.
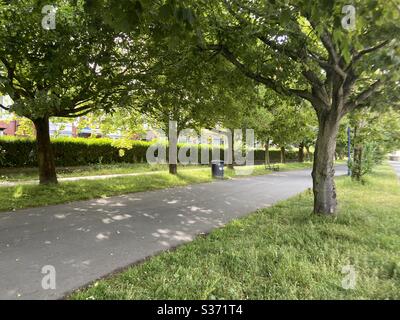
xmin=1 ymin=95 xmax=235 ymax=144
xmin=0 ymin=98 xmax=16 ymax=136
xmin=0 ymin=120 xmax=17 ymax=136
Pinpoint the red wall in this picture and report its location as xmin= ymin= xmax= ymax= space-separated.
xmin=0 ymin=120 xmax=17 ymax=135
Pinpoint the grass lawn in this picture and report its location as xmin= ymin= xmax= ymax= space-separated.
xmin=0 ymin=163 xmax=203 ymax=182
xmin=70 ymin=164 xmax=400 ymax=300
xmin=0 ymin=162 xmax=314 ymax=212
xmin=245 ymin=161 xmax=314 ymax=176
xmin=0 ymin=161 xmax=318 ymax=182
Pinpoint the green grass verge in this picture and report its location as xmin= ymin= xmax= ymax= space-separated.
xmin=245 ymin=162 xmax=313 ymax=176
xmin=0 ymin=163 xmax=203 ymax=182
xmin=0 ymin=162 xmax=313 ymax=212
xmin=0 ymin=170 xmax=211 ymax=212
xmin=0 ymin=161 xmax=317 ymax=182
xmin=70 ymin=164 xmax=400 ymax=300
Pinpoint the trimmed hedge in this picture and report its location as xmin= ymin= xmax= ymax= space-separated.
xmin=0 ymin=136 xmax=304 ymax=168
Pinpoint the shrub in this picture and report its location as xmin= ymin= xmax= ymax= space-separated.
xmin=0 ymin=145 xmax=6 ymax=166
xmin=0 ymin=136 xmax=304 ymax=168
xmin=350 ymin=142 xmax=384 ymax=182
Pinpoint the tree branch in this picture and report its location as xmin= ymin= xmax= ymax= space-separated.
xmin=310 ymin=25 xmax=339 ymax=64
xmin=203 ymin=44 xmax=321 ymax=108
xmin=348 ymin=40 xmax=390 ymax=70
xmin=209 ymin=45 xmax=280 ymax=90
xmin=355 ymin=40 xmax=390 ymax=58
xmin=222 ymin=0 xmax=326 ymax=95
xmin=307 ymin=50 xmax=331 ymax=70
xmin=57 ymin=104 xmax=95 ymax=117
xmin=257 ymin=35 xmax=303 ymax=62
xmin=305 ymin=21 xmax=348 ymax=80
xmin=345 ymin=80 xmax=382 ymax=112
xmin=57 ymin=109 xmax=94 ymax=118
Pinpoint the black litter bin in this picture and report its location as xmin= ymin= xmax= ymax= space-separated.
xmin=211 ymin=160 xmax=224 ymax=178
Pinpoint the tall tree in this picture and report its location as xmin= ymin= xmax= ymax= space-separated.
xmin=195 ymin=0 xmax=400 ymax=214
xmin=241 ymin=104 xmax=273 ymax=165
xmin=87 ymin=0 xmax=233 ymax=173
xmin=350 ymin=107 xmax=400 ymax=181
xmin=0 ymin=0 xmax=144 ymax=183
xmin=140 ymin=50 xmax=239 ymax=174
xmin=132 ymin=24 xmax=257 ymax=174
xmin=261 ymin=96 xmax=316 ymax=164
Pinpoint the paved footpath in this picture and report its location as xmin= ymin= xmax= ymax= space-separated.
xmin=0 ymin=166 xmax=346 ymax=300
xmin=0 ymin=168 xmax=204 ymax=187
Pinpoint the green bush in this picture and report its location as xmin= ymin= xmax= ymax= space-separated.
xmin=0 ymin=137 xmax=151 ymax=167
xmin=0 ymin=145 xmax=6 ymax=166
xmin=0 ymin=136 xmax=304 ymax=168
xmin=350 ymin=142 xmax=384 ymax=182
xmin=253 ymin=149 xmax=300 ymax=163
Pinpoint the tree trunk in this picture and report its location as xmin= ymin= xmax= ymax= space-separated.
xmin=228 ymin=129 xmax=235 ymax=169
xmin=352 ymin=145 xmax=363 ymax=181
xmin=33 ymin=117 xmax=58 ymax=185
xmin=298 ymin=142 xmax=305 ymax=163
xmin=265 ymin=138 xmax=270 ymax=166
xmin=280 ymin=146 xmax=286 ymax=163
xmin=312 ymin=112 xmax=340 ymax=215
xmin=169 ymin=163 xmax=178 ymax=175
xmin=306 ymin=146 xmax=311 ymax=162
xmin=168 ymin=120 xmax=178 ymax=175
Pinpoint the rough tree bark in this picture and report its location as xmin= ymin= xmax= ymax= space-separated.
xmin=169 ymin=163 xmax=178 ymax=174
xmin=311 ymin=111 xmax=340 ymax=215
xmin=298 ymin=142 xmax=305 ymax=162
xmin=280 ymin=146 xmax=286 ymax=163
xmin=33 ymin=117 xmax=58 ymax=185
xmin=305 ymin=146 xmax=311 ymax=162
xmin=352 ymin=145 xmax=363 ymax=181
xmin=265 ymin=138 xmax=270 ymax=166
xmin=228 ymin=128 xmax=235 ymax=169
xmin=167 ymin=120 xmax=178 ymax=175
